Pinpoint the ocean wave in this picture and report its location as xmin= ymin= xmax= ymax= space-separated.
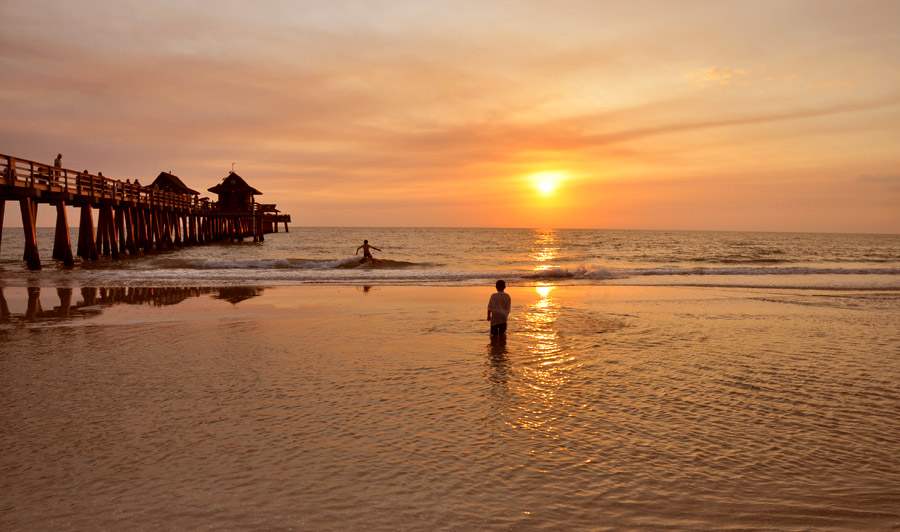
xmin=524 ymin=265 xmax=900 ymax=280
xmin=146 ymin=256 xmax=422 ymax=270
xmin=524 ymin=266 xmax=628 ymax=280
xmin=141 ymin=259 xmax=900 ymax=279
xmin=628 ymin=266 xmax=900 ymax=276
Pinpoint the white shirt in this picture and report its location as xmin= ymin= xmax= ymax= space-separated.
xmin=488 ymin=292 xmax=511 ymax=325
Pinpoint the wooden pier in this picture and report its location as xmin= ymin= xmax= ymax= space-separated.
xmin=1 ymin=153 xmax=291 ymax=270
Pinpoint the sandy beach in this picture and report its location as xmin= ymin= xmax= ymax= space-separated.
xmin=2 ymin=284 xmax=898 ymax=531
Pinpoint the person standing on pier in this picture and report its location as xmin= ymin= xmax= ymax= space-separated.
xmin=53 ymin=153 xmax=62 ymax=181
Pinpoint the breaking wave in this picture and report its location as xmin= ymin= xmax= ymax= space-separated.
xmin=146 ymin=256 xmax=423 ymax=270
xmin=524 ymin=265 xmax=900 ymax=279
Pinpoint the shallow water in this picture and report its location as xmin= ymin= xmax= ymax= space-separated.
xmin=2 ymin=285 xmax=898 ymax=530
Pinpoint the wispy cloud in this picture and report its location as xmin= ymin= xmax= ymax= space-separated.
xmin=808 ymin=80 xmax=854 ymax=89
xmin=687 ymin=66 xmax=748 ymax=87
xmin=857 ymin=174 xmax=900 ymax=183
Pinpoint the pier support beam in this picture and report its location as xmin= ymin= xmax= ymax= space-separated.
xmin=116 ymin=207 xmax=127 ymax=254
xmin=123 ymin=207 xmax=136 ymax=254
xmin=0 ymin=287 xmax=9 ymax=321
xmin=77 ymin=205 xmax=99 ymax=261
xmin=104 ymin=206 xmax=119 ymax=258
xmin=0 ymin=200 xmax=5 ymax=255
xmin=153 ymin=209 xmax=164 ymax=251
xmin=19 ymin=197 xmax=41 ymax=270
xmin=52 ymin=202 xmax=75 ymax=267
xmin=97 ymin=206 xmax=110 ymax=255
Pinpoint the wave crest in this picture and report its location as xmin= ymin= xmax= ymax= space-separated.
xmin=148 ymin=257 xmax=422 ymax=270
xmin=524 ymin=266 xmax=627 ymax=280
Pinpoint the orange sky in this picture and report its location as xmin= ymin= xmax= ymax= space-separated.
xmin=2 ymin=0 xmax=899 ymax=232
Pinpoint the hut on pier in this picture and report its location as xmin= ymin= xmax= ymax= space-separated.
xmin=150 ymin=171 xmax=200 ymax=196
xmin=208 ymin=172 xmax=262 ymax=212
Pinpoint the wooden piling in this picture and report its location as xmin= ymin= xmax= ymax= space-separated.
xmin=115 ymin=207 xmax=127 ymax=254
xmin=52 ymin=202 xmax=75 ymax=267
xmin=20 ymin=197 xmax=41 ymax=270
xmin=153 ymin=209 xmax=164 ymax=251
xmin=0 ymin=287 xmax=10 ymax=321
xmin=97 ymin=206 xmax=110 ymax=255
xmin=105 ymin=206 xmax=119 ymax=258
xmin=136 ymin=208 xmax=148 ymax=252
xmin=123 ymin=206 xmax=136 ymax=254
xmin=78 ymin=205 xmax=99 ymax=261
xmin=0 ymin=200 xmax=5 ymax=255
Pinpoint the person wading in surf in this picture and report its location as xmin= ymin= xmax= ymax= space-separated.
xmin=356 ymin=239 xmax=382 ymax=264
xmin=487 ymin=279 xmax=511 ymax=337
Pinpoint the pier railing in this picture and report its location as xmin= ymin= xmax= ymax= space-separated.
xmin=1 ymin=153 xmax=216 ymax=212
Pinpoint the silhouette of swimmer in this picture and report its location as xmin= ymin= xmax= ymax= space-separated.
xmin=356 ymin=239 xmax=382 ymax=264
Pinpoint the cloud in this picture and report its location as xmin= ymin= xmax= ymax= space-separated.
xmin=807 ymin=80 xmax=853 ymax=89
xmin=857 ymin=174 xmax=900 ymax=183
xmin=687 ymin=66 xmax=749 ymax=86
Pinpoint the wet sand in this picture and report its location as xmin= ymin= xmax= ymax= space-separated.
xmin=2 ymin=285 xmax=899 ymax=531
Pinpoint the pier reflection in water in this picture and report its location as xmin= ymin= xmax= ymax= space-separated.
xmin=0 ymin=286 xmax=264 ymax=325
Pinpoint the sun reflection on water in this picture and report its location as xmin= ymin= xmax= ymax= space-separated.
xmin=530 ymin=229 xmax=559 ymax=270
xmin=507 ymin=284 xmax=583 ymax=434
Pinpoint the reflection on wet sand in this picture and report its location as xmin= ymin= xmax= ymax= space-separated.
xmin=214 ymin=287 xmax=265 ymax=304
xmin=516 ymin=286 xmax=578 ymax=424
xmin=0 ymin=286 xmax=265 ymax=324
xmin=485 ymin=336 xmax=510 ymax=385
xmin=483 ymin=284 xmax=587 ymax=438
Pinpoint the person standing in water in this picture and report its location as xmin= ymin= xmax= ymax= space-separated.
xmin=356 ymin=239 xmax=382 ymax=264
xmin=487 ymin=280 xmax=511 ymax=337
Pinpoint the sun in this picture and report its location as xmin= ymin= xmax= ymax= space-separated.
xmin=531 ymin=171 xmax=565 ymax=196
xmin=538 ymin=179 xmax=557 ymax=195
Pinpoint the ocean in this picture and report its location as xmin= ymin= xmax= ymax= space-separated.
xmin=2 ymin=227 xmax=899 ymax=531
xmin=2 ymin=227 xmax=899 ymax=289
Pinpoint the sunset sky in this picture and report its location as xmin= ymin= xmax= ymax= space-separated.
xmin=2 ymin=0 xmax=899 ymax=232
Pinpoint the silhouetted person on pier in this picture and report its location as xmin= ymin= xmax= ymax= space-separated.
xmin=487 ymin=280 xmax=511 ymax=337
xmin=53 ymin=153 xmax=62 ymax=181
xmin=356 ymin=239 xmax=382 ymax=264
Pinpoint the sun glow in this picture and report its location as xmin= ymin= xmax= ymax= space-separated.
xmin=531 ymin=171 xmax=566 ymax=196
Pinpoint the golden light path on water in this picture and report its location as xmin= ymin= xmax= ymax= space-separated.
xmin=529 ymin=229 xmax=559 ymax=271
xmin=510 ymin=284 xmax=586 ymax=438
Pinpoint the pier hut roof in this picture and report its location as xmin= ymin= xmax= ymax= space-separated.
xmin=151 ymin=171 xmax=200 ymax=195
xmin=208 ymin=172 xmax=263 ymax=195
